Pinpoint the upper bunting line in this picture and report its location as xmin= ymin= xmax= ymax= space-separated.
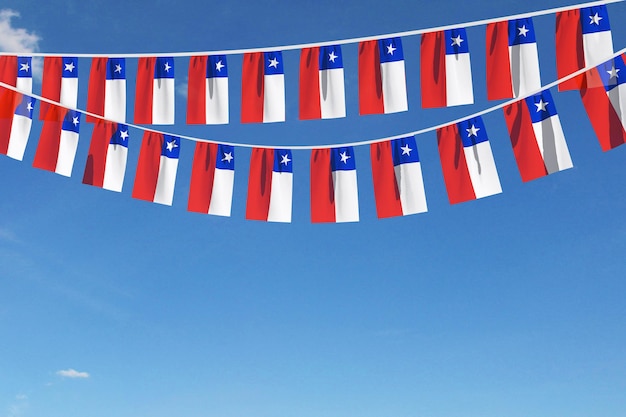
xmin=0 ymin=0 xmax=622 ymax=57
xmin=2 ymin=46 xmax=625 ymax=149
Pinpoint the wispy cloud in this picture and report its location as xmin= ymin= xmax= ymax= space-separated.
xmin=7 ymin=393 xmax=28 ymax=417
xmin=176 ymin=80 xmax=188 ymax=99
xmin=0 ymin=10 xmax=40 ymax=53
xmin=56 ymin=368 xmax=90 ymax=379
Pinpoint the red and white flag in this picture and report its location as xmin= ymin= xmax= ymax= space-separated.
xmin=0 ymin=92 xmax=35 ymax=161
xmin=0 ymin=56 xmax=32 ymax=93
xmin=246 ymin=148 xmax=293 ymax=223
xmin=33 ymin=107 xmax=81 ymax=177
xmin=300 ymin=45 xmax=345 ymax=120
xmin=241 ymin=51 xmax=285 ymax=123
xmin=132 ymin=132 xmax=180 ymax=205
xmin=87 ymin=57 xmax=126 ymax=122
xmin=187 ymin=143 xmax=235 ymax=216
xmin=134 ymin=57 xmax=175 ymax=125
xmin=187 ymin=55 xmax=229 ymax=125
xmin=421 ymin=28 xmax=474 ymax=108
xmin=40 ymin=57 xmax=78 ymax=120
xmin=82 ymin=121 xmax=129 ymax=192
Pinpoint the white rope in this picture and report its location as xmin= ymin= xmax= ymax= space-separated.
xmin=1 ymin=46 xmax=624 ymax=150
xmin=0 ymin=0 xmax=622 ymax=57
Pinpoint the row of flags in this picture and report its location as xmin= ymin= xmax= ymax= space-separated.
xmin=0 ymin=5 xmax=616 ymax=126
xmin=2 ymin=49 xmax=626 ymax=223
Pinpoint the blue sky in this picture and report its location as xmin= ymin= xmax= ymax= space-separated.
xmin=1 ymin=1 xmax=625 ymax=417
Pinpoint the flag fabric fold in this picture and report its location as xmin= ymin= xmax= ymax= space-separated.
xmin=187 ymin=55 xmax=229 ymax=124
xmin=300 ymin=45 xmax=346 ymax=120
xmin=486 ymin=17 xmax=541 ymax=100
xmin=246 ymin=148 xmax=293 ymax=222
xmin=40 ymin=57 xmax=78 ymax=120
xmin=370 ymin=136 xmax=427 ymax=218
xmin=241 ymin=51 xmax=285 ymax=123
xmin=310 ymin=146 xmax=359 ymax=223
xmin=33 ymin=107 xmax=81 ymax=177
xmin=0 ymin=93 xmax=36 ymax=161
xmin=359 ymin=37 xmax=408 ymax=115
xmin=87 ymin=57 xmax=126 ymax=122
xmin=437 ymin=116 xmax=502 ymax=204
xmin=188 ymin=142 xmax=235 ymax=216
xmin=503 ymin=89 xmax=573 ymax=181
xmin=556 ymin=5 xmax=614 ymax=91
xmin=132 ymin=132 xmax=180 ymax=205
xmin=579 ymin=55 xmax=626 ymax=151
xmin=421 ymin=28 xmax=474 ymax=108
xmin=134 ymin=57 xmax=175 ymax=125
xmin=82 ymin=121 xmax=129 ymax=192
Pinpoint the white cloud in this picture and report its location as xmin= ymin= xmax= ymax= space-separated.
xmin=56 ymin=368 xmax=90 ymax=379
xmin=0 ymin=10 xmax=40 ymax=53
xmin=15 ymin=394 xmax=27 ymax=401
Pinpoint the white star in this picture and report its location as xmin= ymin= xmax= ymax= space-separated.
xmin=64 ymin=61 xmax=75 ymax=72
xmin=114 ymin=64 xmax=122 ymax=73
xmin=607 ymin=65 xmax=620 ymax=79
xmin=26 ymin=101 xmax=33 ymax=112
xmin=72 ymin=116 xmax=79 ymax=126
xmin=328 ymin=51 xmax=338 ymax=63
xmin=518 ymin=25 xmax=529 ymax=37
xmin=164 ymin=61 xmax=172 ymax=72
xmin=451 ymin=35 xmax=464 ymax=47
xmin=268 ymin=57 xmax=279 ymax=69
xmin=166 ymin=140 xmax=178 ymax=152
xmin=386 ymin=43 xmax=397 ymax=55
xmin=400 ymin=144 xmax=412 ymax=156
xmin=280 ymin=153 xmax=291 ymax=165
xmin=215 ymin=60 xmax=225 ymax=72
xmin=222 ymin=152 xmax=233 ymax=163
xmin=339 ymin=151 xmax=351 ymax=164
xmin=120 ymin=130 xmax=129 ymax=140
xmin=590 ymin=12 xmax=603 ymax=25
xmin=534 ymin=99 xmax=549 ymax=112
xmin=19 ymin=62 xmax=30 ymax=72
xmin=466 ymin=124 xmax=480 ymax=137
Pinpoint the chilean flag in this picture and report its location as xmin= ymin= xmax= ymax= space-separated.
xmin=437 ymin=116 xmax=502 ymax=204
xmin=579 ymin=55 xmax=626 ymax=151
xmin=134 ymin=57 xmax=175 ymax=125
xmin=132 ymin=132 xmax=180 ymax=205
xmin=503 ymin=90 xmax=573 ymax=182
xmin=82 ymin=121 xmax=129 ymax=192
xmin=40 ymin=57 xmax=78 ymax=120
xmin=33 ymin=108 xmax=81 ymax=177
xmin=358 ymin=37 xmax=408 ymax=115
xmin=188 ymin=142 xmax=235 ymax=217
xmin=300 ymin=45 xmax=346 ymax=120
xmin=86 ymin=57 xmax=126 ymax=123
xmin=187 ymin=55 xmax=229 ymax=125
xmin=246 ymin=148 xmax=293 ymax=223
xmin=310 ymin=146 xmax=359 ymax=223
xmin=0 ymin=56 xmax=32 ymax=93
xmin=486 ymin=17 xmax=541 ymax=100
xmin=370 ymin=136 xmax=427 ymax=218
xmin=241 ymin=51 xmax=285 ymax=123
xmin=421 ymin=28 xmax=474 ymax=108
xmin=556 ymin=5 xmax=613 ymax=91
xmin=0 ymin=94 xmax=36 ymax=161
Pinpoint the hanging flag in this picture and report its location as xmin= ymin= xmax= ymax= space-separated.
xmin=0 ymin=94 xmax=36 ymax=161
xmin=0 ymin=56 xmax=32 ymax=93
xmin=188 ymin=142 xmax=235 ymax=216
xmin=40 ymin=57 xmax=78 ymax=120
xmin=556 ymin=5 xmax=613 ymax=91
xmin=187 ymin=55 xmax=229 ymax=125
xmin=310 ymin=146 xmax=359 ymax=223
xmin=579 ymin=55 xmax=626 ymax=151
xmin=82 ymin=121 xmax=129 ymax=192
xmin=437 ymin=116 xmax=502 ymax=204
xmin=421 ymin=28 xmax=474 ymax=108
xmin=132 ymin=132 xmax=180 ymax=205
xmin=33 ymin=107 xmax=81 ymax=177
xmin=486 ymin=17 xmax=541 ymax=100
xmin=358 ymin=37 xmax=408 ymax=115
xmin=241 ymin=51 xmax=285 ymax=123
xmin=246 ymin=148 xmax=293 ymax=223
xmin=86 ymin=57 xmax=126 ymax=123
xmin=370 ymin=136 xmax=427 ymax=218
xmin=503 ymin=89 xmax=573 ymax=181
xmin=134 ymin=56 xmax=175 ymax=125
xmin=300 ymin=45 xmax=346 ymax=120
